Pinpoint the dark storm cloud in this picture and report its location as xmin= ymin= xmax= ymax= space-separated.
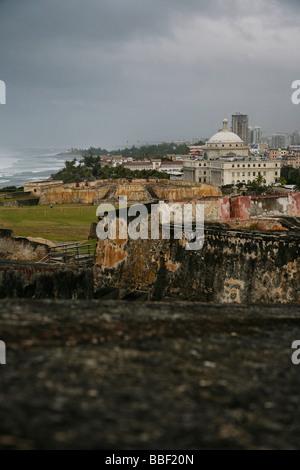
xmin=0 ymin=0 xmax=299 ymax=148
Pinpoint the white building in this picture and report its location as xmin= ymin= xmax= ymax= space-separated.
xmin=183 ymin=158 xmax=281 ymax=186
xmin=202 ymin=119 xmax=249 ymax=160
xmin=184 ymin=119 xmax=280 ymax=186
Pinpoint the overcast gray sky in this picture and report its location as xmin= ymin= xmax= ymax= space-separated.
xmin=0 ymin=0 xmax=299 ymax=149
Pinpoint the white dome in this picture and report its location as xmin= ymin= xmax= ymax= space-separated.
xmin=208 ymin=131 xmax=243 ymax=144
xmin=208 ymin=119 xmax=243 ymax=144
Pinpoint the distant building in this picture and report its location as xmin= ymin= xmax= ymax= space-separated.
xmin=183 ymin=159 xmax=281 ymax=186
xmin=282 ymin=155 xmax=300 ymax=169
xmin=183 ymin=119 xmax=280 ymax=185
xmin=248 ymin=126 xmax=262 ymax=145
xmin=271 ymin=134 xmax=289 ymax=149
xmin=189 ymin=146 xmax=203 ymax=157
xmin=232 ymin=113 xmax=249 ymax=145
xmin=290 ymin=145 xmax=300 ymax=155
xmin=291 ymin=131 xmax=300 ymax=145
xmin=123 ymin=161 xmax=153 ymax=171
xmin=202 ymin=119 xmax=249 ymax=160
xmin=269 ymin=148 xmax=288 ymax=160
xmin=121 ymin=160 xmax=183 ymax=173
xmin=160 ymin=161 xmax=184 ymax=173
xmin=99 ymin=155 xmax=125 ymax=168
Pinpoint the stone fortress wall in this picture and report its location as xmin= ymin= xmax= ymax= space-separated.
xmin=36 ymin=179 xmax=222 ymax=205
xmin=95 ymin=226 xmax=300 ymax=304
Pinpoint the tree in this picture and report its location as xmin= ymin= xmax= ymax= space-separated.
xmin=255 ymin=173 xmax=265 ymax=186
xmin=278 ymin=176 xmax=287 ymax=186
xmin=281 ymin=167 xmax=300 ymax=189
xmin=82 ymin=151 xmax=102 ymax=179
xmin=52 ymin=158 xmax=92 ymax=183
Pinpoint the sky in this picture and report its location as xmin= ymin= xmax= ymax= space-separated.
xmin=0 ymin=0 xmax=299 ymax=149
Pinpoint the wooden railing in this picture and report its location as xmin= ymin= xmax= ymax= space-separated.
xmin=39 ymin=242 xmax=95 ymax=265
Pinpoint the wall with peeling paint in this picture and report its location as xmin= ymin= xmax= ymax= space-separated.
xmin=231 ymin=194 xmax=300 ymax=220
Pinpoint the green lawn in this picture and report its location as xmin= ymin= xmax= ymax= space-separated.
xmin=0 ymin=204 xmax=98 ymax=242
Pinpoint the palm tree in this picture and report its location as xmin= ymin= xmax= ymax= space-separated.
xmin=255 ymin=173 xmax=265 ymax=186
xmin=278 ymin=177 xmax=287 ymax=186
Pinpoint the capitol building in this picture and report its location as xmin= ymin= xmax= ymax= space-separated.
xmin=202 ymin=119 xmax=249 ymax=160
xmin=184 ymin=118 xmax=281 ymax=186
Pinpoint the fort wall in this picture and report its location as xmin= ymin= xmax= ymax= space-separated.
xmin=95 ymin=227 xmax=300 ymax=304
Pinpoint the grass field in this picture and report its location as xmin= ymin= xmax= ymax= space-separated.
xmin=0 ymin=204 xmax=98 ymax=242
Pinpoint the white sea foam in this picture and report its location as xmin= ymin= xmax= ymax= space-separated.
xmin=0 ymin=148 xmax=74 ymax=188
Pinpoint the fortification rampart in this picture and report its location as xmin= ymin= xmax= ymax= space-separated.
xmin=95 ymin=226 xmax=300 ymax=304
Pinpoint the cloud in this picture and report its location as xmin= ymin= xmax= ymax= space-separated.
xmin=0 ymin=0 xmax=299 ymax=147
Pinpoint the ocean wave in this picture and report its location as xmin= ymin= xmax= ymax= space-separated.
xmin=0 ymin=149 xmax=74 ymax=188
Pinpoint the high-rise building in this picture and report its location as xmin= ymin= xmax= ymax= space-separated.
xmin=232 ymin=113 xmax=249 ymax=145
xmin=271 ymin=134 xmax=289 ymax=149
xmin=248 ymin=126 xmax=262 ymax=145
xmin=291 ymin=131 xmax=300 ymax=145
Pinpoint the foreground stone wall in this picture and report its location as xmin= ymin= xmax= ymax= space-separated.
xmin=95 ymin=226 xmax=300 ymax=304
xmin=0 ymin=261 xmax=94 ymax=299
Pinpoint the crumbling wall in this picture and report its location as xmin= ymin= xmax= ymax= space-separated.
xmin=94 ymin=227 xmax=300 ymax=304
xmin=231 ymin=194 xmax=300 ymax=220
xmin=0 ymin=230 xmax=49 ymax=262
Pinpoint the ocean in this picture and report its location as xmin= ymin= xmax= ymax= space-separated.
xmin=0 ymin=148 xmax=81 ymax=189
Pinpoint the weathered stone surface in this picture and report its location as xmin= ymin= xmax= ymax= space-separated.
xmin=0 ymin=299 xmax=300 ymax=449
xmin=39 ymin=180 xmax=222 ymax=205
xmin=231 ymin=194 xmax=300 ymax=220
xmin=95 ymin=226 xmax=300 ymax=303
xmin=0 ymin=261 xmax=94 ymax=299
xmin=0 ymin=229 xmax=50 ymax=262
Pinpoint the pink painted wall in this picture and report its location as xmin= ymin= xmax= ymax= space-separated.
xmin=231 ymin=196 xmax=252 ymax=220
xmin=291 ymin=193 xmax=300 ymax=216
xmin=220 ymin=197 xmax=231 ymax=222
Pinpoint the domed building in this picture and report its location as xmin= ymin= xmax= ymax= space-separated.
xmin=203 ymin=119 xmax=249 ymax=160
xmin=184 ymin=118 xmax=280 ymax=186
